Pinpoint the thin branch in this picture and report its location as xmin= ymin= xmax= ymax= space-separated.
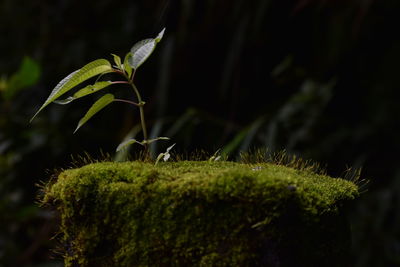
xmin=111 ymin=69 xmax=129 ymax=80
xmin=113 ymin=98 xmax=141 ymax=107
xmin=111 ymin=81 xmax=130 ymax=85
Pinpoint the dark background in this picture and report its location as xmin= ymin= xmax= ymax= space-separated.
xmin=1 ymin=0 xmax=400 ymax=266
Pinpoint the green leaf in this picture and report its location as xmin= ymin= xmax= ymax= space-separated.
xmin=4 ymin=56 xmax=41 ymax=100
xmin=114 ymin=124 xmax=142 ymax=161
xmin=141 ymin=137 xmax=169 ymax=145
xmin=111 ymin=53 xmax=122 ymax=69
xmin=154 ymin=28 xmax=165 ymax=43
xmin=116 ymin=136 xmax=169 ymax=152
xmin=128 ymin=28 xmax=165 ymax=70
xmin=31 ymin=59 xmax=112 ymax=121
xmin=155 ymin=143 xmax=175 ymax=165
xmin=0 ymin=75 xmax=7 ymax=92
xmin=116 ymin=138 xmax=143 ymax=152
xmin=74 ymin=81 xmax=113 ymax=98
xmin=54 ymin=81 xmax=112 ymax=105
xmin=74 ymin=94 xmax=114 ymax=133
xmin=208 ymin=149 xmax=221 ymax=162
xmin=123 ymin=52 xmax=133 ymax=78
xmin=128 ymin=39 xmax=154 ymax=69
xmin=165 ymin=142 xmax=175 ymax=152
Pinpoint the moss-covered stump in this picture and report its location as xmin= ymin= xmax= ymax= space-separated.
xmin=43 ymin=161 xmax=358 ymax=267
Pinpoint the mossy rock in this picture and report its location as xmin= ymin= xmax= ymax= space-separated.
xmin=43 ymin=161 xmax=359 ymax=266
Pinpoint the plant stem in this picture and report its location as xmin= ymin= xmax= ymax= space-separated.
xmin=112 ymin=69 xmax=127 ymax=77
xmin=113 ymin=67 xmax=149 ymax=157
xmin=111 ymin=81 xmax=130 ymax=85
xmin=113 ymin=98 xmax=141 ymax=107
xmin=129 ymin=81 xmax=149 ymax=155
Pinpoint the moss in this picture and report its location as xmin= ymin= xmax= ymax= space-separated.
xmin=43 ymin=161 xmax=359 ymax=266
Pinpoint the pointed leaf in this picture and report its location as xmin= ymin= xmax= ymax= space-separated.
xmin=155 ymin=28 xmax=165 ymax=43
xmin=31 ymin=69 xmax=78 ymax=119
xmin=116 ymin=138 xmax=143 ymax=152
xmin=74 ymin=94 xmax=114 ymax=133
xmin=54 ymin=81 xmax=112 ymax=105
xmin=128 ymin=39 xmax=155 ymax=69
xmin=155 ymin=141 xmax=174 ymax=165
xmin=31 ymin=59 xmax=112 ymax=121
xmin=163 ymin=143 xmax=176 ymax=162
xmin=161 ymin=143 xmax=175 ymax=162
xmin=209 ymin=149 xmax=221 ymax=162
xmin=111 ymin=53 xmax=122 ymax=69
xmin=165 ymin=143 xmax=175 ymax=152
xmin=123 ymin=52 xmax=133 ymax=78
xmin=128 ymin=28 xmax=165 ymax=69
xmin=142 ymin=137 xmax=170 ymax=145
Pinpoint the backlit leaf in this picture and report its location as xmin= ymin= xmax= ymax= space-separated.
xmin=116 ymin=137 xmax=169 ymax=152
xmin=128 ymin=28 xmax=165 ymax=70
xmin=128 ymin=39 xmax=154 ymax=69
xmin=155 ymin=143 xmax=175 ymax=165
xmin=116 ymin=138 xmax=143 ymax=152
xmin=31 ymin=59 xmax=112 ymax=121
xmin=154 ymin=28 xmax=165 ymax=43
xmin=141 ymin=137 xmax=169 ymax=145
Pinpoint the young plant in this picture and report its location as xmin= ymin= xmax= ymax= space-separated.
xmin=31 ymin=29 xmax=168 ymax=155
xmin=154 ymin=143 xmax=176 ymax=165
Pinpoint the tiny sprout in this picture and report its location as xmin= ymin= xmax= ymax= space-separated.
xmin=208 ymin=149 xmax=221 ymax=162
xmin=155 ymin=143 xmax=176 ymax=165
xmin=251 ymin=166 xmax=263 ymax=171
xmin=31 ymin=28 xmax=168 ymax=156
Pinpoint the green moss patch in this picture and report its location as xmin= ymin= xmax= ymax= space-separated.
xmin=43 ymin=161 xmax=358 ymax=266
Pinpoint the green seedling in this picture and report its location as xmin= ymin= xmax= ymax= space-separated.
xmin=31 ymin=29 xmax=168 ymax=155
xmin=155 ymin=143 xmax=175 ymax=165
xmin=208 ymin=149 xmax=221 ymax=162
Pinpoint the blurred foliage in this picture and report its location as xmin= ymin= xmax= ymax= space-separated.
xmin=1 ymin=0 xmax=400 ymax=266
xmin=0 ymin=57 xmax=63 ymax=266
xmin=0 ymin=57 xmax=40 ymax=101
